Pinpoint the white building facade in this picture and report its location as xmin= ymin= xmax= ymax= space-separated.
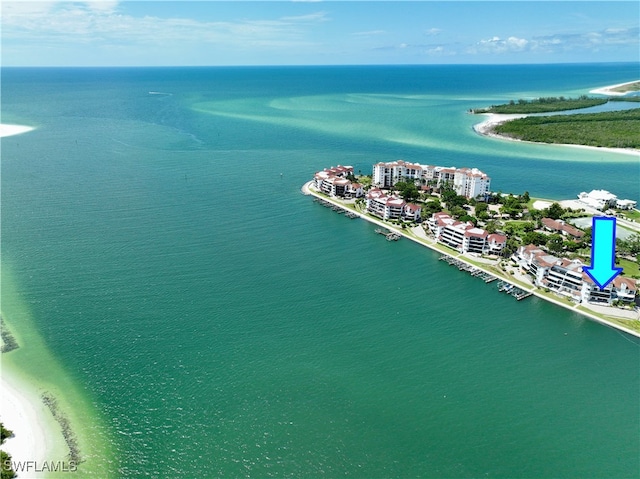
xmin=515 ymin=244 xmax=638 ymax=305
xmin=428 ymin=212 xmax=506 ymax=254
xmin=313 ymin=165 xmax=364 ymax=199
xmin=366 ymin=188 xmax=421 ymax=221
xmin=577 ymin=190 xmax=637 ymax=211
xmin=373 ymin=160 xmax=490 ymax=199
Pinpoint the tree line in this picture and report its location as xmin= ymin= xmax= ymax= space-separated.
xmin=472 ymin=95 xmax=608 ymax=114
xmin=494 ymin=108 xmax=640 ymax=149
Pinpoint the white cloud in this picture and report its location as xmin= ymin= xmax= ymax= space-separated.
xmin=469 ymin=26 xmax=638 ymax=56
xmin=279 ymin=11 xmax=329 ymax=23
xmin=425 ymin=28 xmax=442 ymax=36
xmin=351 ymin=30 xmax=386 ymax=36
xmin=473 ymin=35 xmax=529 ymax=53
xmin=1 ymin=2 xmax=328 ymax=52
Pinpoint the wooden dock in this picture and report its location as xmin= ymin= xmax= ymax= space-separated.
xmin=496 ymin=281 xmax=532 ymax=300
xmin=438 ymin=255 xmax=531 ymax=301
xmin=375 ymin=228 xmax=400 ymax=241
xmin=314 ymin=198 xmax=359 ymax=219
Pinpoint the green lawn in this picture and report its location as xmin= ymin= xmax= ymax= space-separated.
xmin=617 ymin=257 xmax=640 ymax=278
xmin=576 ymin=306 xmax=640 ymax=333
xmin=618 ymin=209 xmax=640 ymax=221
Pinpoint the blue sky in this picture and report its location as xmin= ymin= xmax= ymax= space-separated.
xmin=2 ymin=1 xmax=639 ymax=66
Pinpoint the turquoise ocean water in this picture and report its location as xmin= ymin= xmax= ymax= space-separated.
xmin=2 ymin=64 xmax=639 ymax=478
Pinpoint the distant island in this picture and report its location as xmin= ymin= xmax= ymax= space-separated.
xmin=492 ymin=108 xmax=640 ymax=149
xmin=471 ymin=83 xmax=640 ymax=150
xmin=471 ymin=95 xmax=610 ymax=114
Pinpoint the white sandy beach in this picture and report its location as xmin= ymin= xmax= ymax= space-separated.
xmin=0 ymin=368 xmax=64 ymax=477
xmin=589 ymin=80 xmax=640 ymax=96
xmin=0 ymin=124 xmax=35 ymax=138
xmin=473 ymin=113 xmax=640 ymax=157
xmin=472 ymin=113 xmax=526 ymax=138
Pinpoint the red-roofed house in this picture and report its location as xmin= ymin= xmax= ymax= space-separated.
xmin=366 ymin=190 xmax=422 ymax=221
xmin=541 ymin=218 xmax=585 ymax=239
xmin=581 ymin=274 xmax=637 ymax=305
xmin=516 ymin=244 xmax=638 ymax=305
xmin=404 ymin=203 xmax=422 ymax=222
xmin=429 ymin=212 xmax=499 ymax=254
xmin=313 ymin=165 xmax=362 ymax=198
xmin=487 ymin=234 xmax=507 ymax=254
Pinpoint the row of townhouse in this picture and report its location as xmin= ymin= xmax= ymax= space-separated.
xmin=516 ymin=244 xmax=637 ymax=305
xmin=427 ymin=212 xmax=507 ymax=255
xmin=365 ymin=188 xmax=422 ymax=221
xmin=372 ymin=160 xmax=491 ymax=199
xmin=540 ymin=218 xmax=584 ymax=239
xmin=313 ymin=165 xmax=364 ymax=198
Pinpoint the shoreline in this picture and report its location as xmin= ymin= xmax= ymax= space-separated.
xmin=0 ymin=123 xmax=63 ymax=477
xmin=589 ymin=80 xmax=640 ymax=96
xmin=1 ymin=263 xmax=114 ymax=477
xmin=302 ymin=181 xmax=640 ymax=339
xmin=0 ymin=365 xmax=68 ymax=477
xmin=0 ymin=123 xmax=66 ymax=477
xmin=1 ymin=124 xmax=116 ymax=478
xmin=472 ymin=113 xmax=640 ymax=157
xmin=0 ymin=123 xmax=35 ymax=138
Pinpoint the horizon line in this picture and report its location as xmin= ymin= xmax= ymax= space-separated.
xmin=2 ymin=60 xmax=639 ymax=69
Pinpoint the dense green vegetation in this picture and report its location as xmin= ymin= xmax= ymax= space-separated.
xmin=0 ymin=317 xmax=18 ymax=353
xmin=473 ymin=95 xmax=608 ymax=114
xmin=392 ymin=180 xmax=420 ymax=202
xmin=494 ymin=108 xmax=640 ymax=149
xmin=1 ymin=423 xmax=16 ymax=479
xmin=473 ymin=95 xmax=640 ymax=114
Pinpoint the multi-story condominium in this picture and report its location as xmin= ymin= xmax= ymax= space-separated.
xmin=486 ymin=233 xmax=508 ymax=254
xmin=543 ymin=258 xmax=585 ymax=301
xmin=423 ymin=166 xmax=457 ymax=187
xmin=452 ymin=167 xmax=491 ymax=200
xmin=344 ymin=182 xmax=364 ymax=199
xmin=313 ymin=165 xmax=363 ymax=199
xmin=404 ymin=203 xmax=422 ymax=222
xmin=428 ymin=212 xmax=506 ymax=254
xmin=372 ymin=160 xmax=424 ymax=188
xmin=581 ymin=275 xmax=637 ymax=304
xmin=515 ymin=244 xmax=637 ymax=305
xmin=365 ymin=188 xmax=421 ymax=221
xmin=319 ymin=176 xmax=350 ymax=197
xmin=372 ymin=161 xmax=490 ymax=199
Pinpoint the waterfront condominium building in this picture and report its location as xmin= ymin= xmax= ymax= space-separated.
xmin=313 ymin=165 xmax=364 ymax=199
xmin=365 ymin=188 xmax=422 ymax=221
xmin=428 ymin=212 xmax=506 ymax=255
xmin=372 ymin=160 xmax=490 ymax=199
xmin=452 ymin=167 xmax=491 ymax=200
xmin=371 ymin=160 xmax=424 ymax=189
xmin=515 ymin=244 xmax=637 ymax=305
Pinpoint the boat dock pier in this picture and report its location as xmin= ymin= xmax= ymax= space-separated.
xmin=497 ymin=281 xmax=533 ymax=301
xmin=375 ymin=228 xmax=401 ymax=241
xmin=313 ymin=198 xmax=360 ymax=219
xmin=439 ymin=255 xmax=531 ymax=300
